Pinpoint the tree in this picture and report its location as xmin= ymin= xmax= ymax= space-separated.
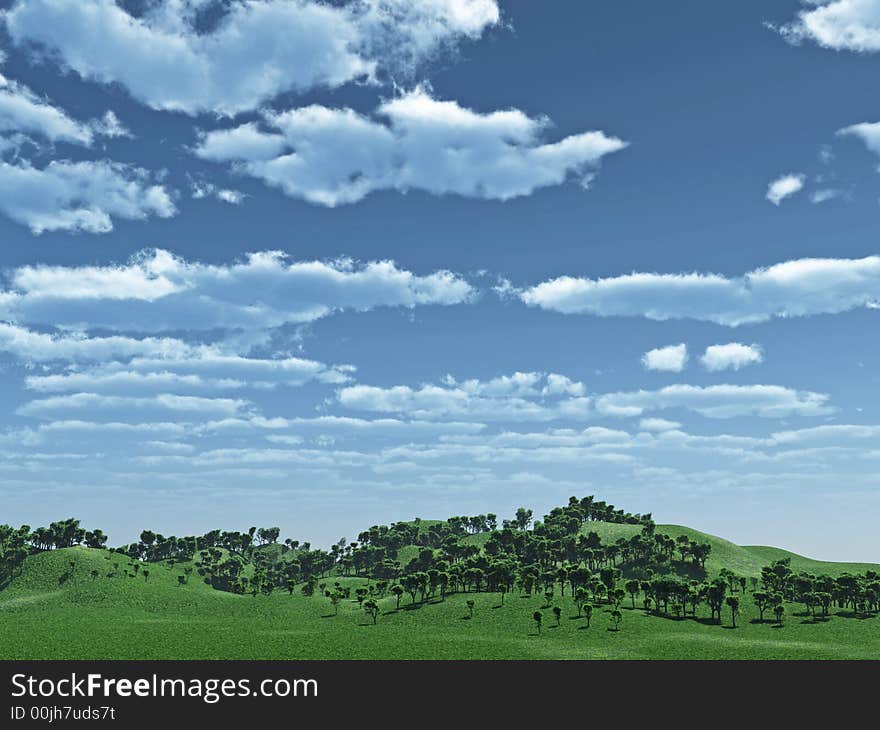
xmin=466 ymin=599 xmax=475 ymax=618
xmin=363 ymin=599 xmax=379 ymax=625
xmin=583 ymin=604 xmax=593 ymax=628
xmin=753 ymin=591 xmax=771 ymax=623
xmin=533 ymin=610 xmax=543 ymax=635
xmin=625 ymin=579 xmax=640 ymax=609
xmin=725 ymin=596 xmax=740 ymax=628
xmin=574 ymin=587 xmax=589 ymax=617
xmin=178 ymin=575 xmax=187 ymax=587
xmin=401 ymin=574 xmax=421 ymax=605
xmin=705 ymin=579 xmax=727 ymax=624
xmin=543 ymin=589 xmax=554 ymax=607
xmin=774 ymin=603 xmax=785 ymax=625
xmin=610 ymin=609 xmax=622 ymax=631
xmin=391 ymin=584 xmax=404 ymax=609
xmin=553 ymin=606 xmax=562 ymax=626
xmin=329 ymin=591 xmax=342 ymax=616
xmin=515 ymin=508 xmax=533 ymax=530
xmin=142 ymin=569 xmax=150 ymax=582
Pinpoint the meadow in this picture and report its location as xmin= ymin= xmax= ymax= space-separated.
xmin=1 ymin=520 xmax=878 ymax=660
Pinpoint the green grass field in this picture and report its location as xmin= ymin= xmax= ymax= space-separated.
xmin=1 ymin=522 xmax=878 ymax=660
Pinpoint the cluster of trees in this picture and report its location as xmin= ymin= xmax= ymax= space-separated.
xmin=0 ymin=519 xmax=107 ymax=583
xmin=121 ymin=526 xmax=284 ymax=563
xmin=757 ymin=558 xmax=880 ymax=620
xmin=7 ymin=499 xmax=880 ymax=636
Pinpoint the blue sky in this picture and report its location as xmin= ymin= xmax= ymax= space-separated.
xmin=1 ymin=0 xmax=880 ymax=560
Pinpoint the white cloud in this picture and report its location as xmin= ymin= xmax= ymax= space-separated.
xmin=638 ymin=417 xmax=681 ymax=432
xmin=701 ymin=343 xmax=763 ymax=372
xmin=0 ymin=323 xmax=192 ymax=363
xmin=0 ymin=248 xmax=474 ymax=333
xmin=17 ymin=393 xmax=252 ymax=420
xmin=838 ymin=121 xmax=880 ymax=164
xmin=190 ymin=179 xmax=245 ymax=205
xmin=810 ymin=188 xmax=842 ymax=204
xmin=24 ymin=354 xmax=353 ymax=393
xmin=595 ymin=384 xmax=832 ymax=419
xmin=4 ymin=0 xmax=500 ymax=116
xmin=337 ymin=372 xmax=591 ymax=422
xmin=194 ymin=88 xmax=627 ymax=205
xmin=89 ymin=110 xmax=130 ymax=139
xmin=519 ymin=255 xmax=880 ymax=326
xmin=766 ymin=173 xmax=805 ymax=205
xmin=0 ymin=160 xmax=174 ymax=233
xmin=776 ymin=0 xmax=880 ymax=52
xmin=642 ymin=343 xmax=688 ymax=372
xmin=0 ymin=74 xmax=94 ymax=145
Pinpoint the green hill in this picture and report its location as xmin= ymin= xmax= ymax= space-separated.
xmin=1 ymin=518 xmax=878 ymax=660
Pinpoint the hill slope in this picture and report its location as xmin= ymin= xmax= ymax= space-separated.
xmin=0 ymin=525 xmax=878 ymax=660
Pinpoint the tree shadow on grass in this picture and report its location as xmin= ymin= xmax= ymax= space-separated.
xmin=836 ymin=611 xmax=876 ymax=621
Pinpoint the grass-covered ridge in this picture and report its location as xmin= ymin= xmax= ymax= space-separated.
xmin=1 ymin=498 xmax=878 ymax=660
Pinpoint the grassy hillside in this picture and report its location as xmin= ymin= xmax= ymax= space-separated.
xmin=1 ymin=526 xmax=878 ymax=660
xmin=582 ymin=522 xmax=878 ymax=578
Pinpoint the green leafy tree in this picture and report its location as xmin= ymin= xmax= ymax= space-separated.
xmin=533 ymin=610 xmax=543 ymax=635
xmin=774 ymin=603 xmax=785 ymax=625
xmin=625 ymin=579 xmax=640 ymax=609
xmin=391 ymin=584 xmax=404 ymax=609
xmin=610 ymin=609 xmax=622 ymax=631
xmin=552 ymin=606 xmax=562 ymax=626
xmin=363 ymin=599 xmax=379 ymax=625
xmin=574 ymin=587 xmax=589 ymax=617
xmin=753 ymin=591 xmax=772 ymax=622
xmin=725 ymin=596 xmax=740 ymax=628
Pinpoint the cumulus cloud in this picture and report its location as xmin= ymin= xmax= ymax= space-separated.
xmin=642 ymin=343 xmax=688 ymax=372
xmin=775 ymin=0 xmax=880 ymax=52
xmin=0 ymin=160 xmax=174 ymax=233
xmin=0 ymin=73 xmax=95 ymax=145
xmin=595 ymin=384 xmax=831 ymax=419
xmin=194 ymin=88 xmax=627 ymax=205
xmin=337 ymin=372 xmax=591 ymax=421
xmin=4 ymin=0 xmax=500 ymax=116
xmin=190 ymin=179 xmax=245 ymax=205
xmin=519 ymin=255 xmax=880 ymax=326
xmin=810 ymin=188 xmax=843 ymax=204
xmin=638 ymin=418 xmax=682 ymax=432
xmin=766 ymin=173 xmax=805 ymax=205
xmin=23 ymin=354 xmax=353 ymax=393
xmin=17 ymin=393 xmax=252 ymax=420
xmin=0 ymin=248 xmax=474 ymax=333
xmin=0 ymin=70 xmax=153 ymax=234
xmin=701 ymin=343 xmax=763 ymax=372
xmin=0 ymin=323 xmax=193 ymax=363
xmin=838 ymin=121 xmax=880 ymax=161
